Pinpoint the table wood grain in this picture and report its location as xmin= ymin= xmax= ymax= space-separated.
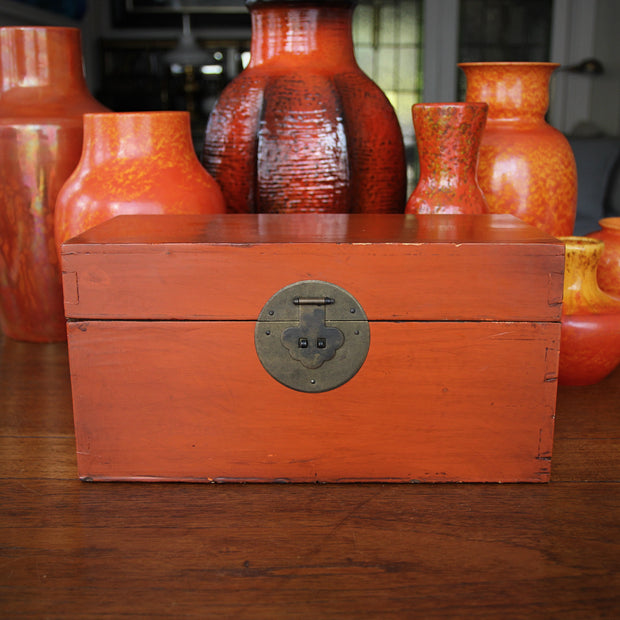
xmin=1 ymin=335 xmax=619 ymax=618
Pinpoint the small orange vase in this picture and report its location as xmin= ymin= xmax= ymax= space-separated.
xmin=55 ymin=111 xmax=226 ymax=251
xmin=459 ymin=62 xmax=577 ymax=237
xmin=585 ymin=217 xmax=620 ymax=298
xmin=0 ymin=27 xmax=107 ymax=342
xmin=203 ymin=0 xmax=406 ymax=214
xmin=558 ymin=237 xmax=620 ymax=386
xmin=406 ymin=102 xmax=489 ymax=215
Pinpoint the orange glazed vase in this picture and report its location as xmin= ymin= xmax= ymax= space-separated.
xmin=558 ymin=237 xmax=620 ymax=386
xmin=405 ymin=102 xmax=489 ymax=215
xmin=459 ymin=62 xmax=577 ymax=237
xmin=585 ymin=217 xmax=620 ymax=298
xmin=55 ymin=111 xmax=226 ymax=250
xmin=203 ymin=0 xmax=406 ymax=214
xmin=0 ymin=27 xmax=107 ymax=342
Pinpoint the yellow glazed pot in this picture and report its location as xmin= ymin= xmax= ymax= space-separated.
xmin=558 ymin=237 xmax=620 ymax=386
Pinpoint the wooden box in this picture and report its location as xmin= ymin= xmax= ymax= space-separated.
xmin=62 ymin=213 xmax=564 ymax=483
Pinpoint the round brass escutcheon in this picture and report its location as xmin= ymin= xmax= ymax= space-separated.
xmin=255 ymin=280 xmax=370 ymax=393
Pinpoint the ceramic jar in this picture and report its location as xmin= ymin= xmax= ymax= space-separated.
xmin=406 ymin=102 xmax=488 ymax=215
xmin=558 ymin=237 xmax=620 ymax=386
xmin=586 ymin=217 xmax=620 ymax=298
xmin=55 ymin=111 xmax=226 ymax=250
xmin=0 ymin=27 xmax=107 ymax=342
xmin=203 ymin=0 xmax=406 ymax=214
xmin=459 ymin=62 xmax=577 ymax=237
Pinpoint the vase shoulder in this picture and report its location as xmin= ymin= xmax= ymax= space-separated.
xmin=56 ymin=111 xmax=225 ymax=251
xmin=0 ymin=97 xmax=108 ymax=123
xmin=475 ymin=120 xmax=576 ymax=236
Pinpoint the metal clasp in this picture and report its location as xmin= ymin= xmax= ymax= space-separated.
xmin=254 ymin=280 xmax=370 ymax=393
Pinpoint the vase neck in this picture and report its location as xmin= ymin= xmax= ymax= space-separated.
xmin=460 ymin=63 xmax=558 ymax=123
xmin=0 ymin=27 xmax=90 ymax=101
xmin=81 ymin=112 xmax=195 ymax=167
xmin=415 ymin=103 xmax=486 ymax=184
xmin=249 ymin=3 xmax=357 ymax=68
xmin=417 ymin=144 xmax=478 ymax=184
xmin=561 ymin=237 xmax=606 ymax=313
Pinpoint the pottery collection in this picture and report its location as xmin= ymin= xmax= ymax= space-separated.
xmin=0 ymin=15 xmax=616 ymax=389
xmin=557 ymin=237 xmax=620 ymax=386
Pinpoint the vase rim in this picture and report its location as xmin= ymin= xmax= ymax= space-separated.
xmin=599 ymin=217 xmax=620 ymax=230
xmin=458 ymin=61 xmax=560 ymax=69
xmin=246 ymin=0 xmax=355 ymax=7
xmin=83 ymin=111 xmax=190 ymax=121
xmin=0 ymin=25 xmax=80 ymax=33
xmin=559 ymin=236 xmax=604 ymax=250
xmin=413 ymin=102 xmax=488 ymax=109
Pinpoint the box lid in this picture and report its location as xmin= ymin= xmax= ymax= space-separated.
xmin=61 ymin=213 xmax=564 ymax=322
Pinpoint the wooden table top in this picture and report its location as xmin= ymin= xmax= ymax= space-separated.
xmin=1 ymin=334 xmax=619 ymax=618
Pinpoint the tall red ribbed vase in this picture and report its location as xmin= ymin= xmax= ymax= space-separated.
xmin=459 ymin=62 xmax=577 ymax=237
xmin=203 ymin=0 xmax=406 ymax=214
xmin=0 ymin=27 xmax=107 ymax=342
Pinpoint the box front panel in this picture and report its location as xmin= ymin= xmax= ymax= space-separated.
xmin=68 ymin=319 xmax=559 ymax=483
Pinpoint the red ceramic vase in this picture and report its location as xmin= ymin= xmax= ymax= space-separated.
xmin=0 ymin=27 xmax=107 ymax=342
xmin=55 ymin=111 xmax=226 ymax=250
xmin=405 ymin=102 xmax=489 ymax=215
xmin=203 ymin=0 xmax=406 ymax=214
xmin=459 ymin=62 xmax=577 ymax=237
xmin=585 ymin=217 xmax=620 ymax=298
xmin=558 ymin=237 xmax=620 ymax=386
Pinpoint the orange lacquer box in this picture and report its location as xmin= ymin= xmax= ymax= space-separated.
xmin=61 ymin=213 xmax=564 ymax=483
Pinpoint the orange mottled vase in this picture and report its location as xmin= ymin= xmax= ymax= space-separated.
xmin=558 ymin=237 xmax=620 ymax=386
xmin=55 ymin=111 xmax=226 ymax=251
xmin=405 ymin=102 xmax=489 ymax=215
xmin=203 ymin=0 xmax=406 ymax=214
xmin=459 ymin=62 xmax=577 ymax=237
xmin=585 ymin=217 xmax=620 ymax=298
xmin=0 ymin=27 xmax=107 ymax=342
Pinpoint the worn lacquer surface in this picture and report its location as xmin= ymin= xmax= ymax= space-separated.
xmin=0 ymin=27 xmax=107 ymax=342
xmin=62 ymin=213 xmax=563 ymax=483
xmin=61 ymin=214 xmax=565 ymax=323
xmin=406 ymin=103 xmax=489 ymax=215
xmin=203 ymin=1 xmax=406 ymax=213
xmin=67 ymin=319 xmax=559 ymax=483
xmin=460 ymin=62 xmax=577 ymax=237
xmin=558 ymin=237 xmax=620 ymax=386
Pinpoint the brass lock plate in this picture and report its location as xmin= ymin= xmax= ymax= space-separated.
xmin=255 ymin=280 xmax=370 ymax=393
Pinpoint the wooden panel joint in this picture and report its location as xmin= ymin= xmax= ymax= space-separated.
xmin=62 ymin=271 xmax=79 ymax=305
